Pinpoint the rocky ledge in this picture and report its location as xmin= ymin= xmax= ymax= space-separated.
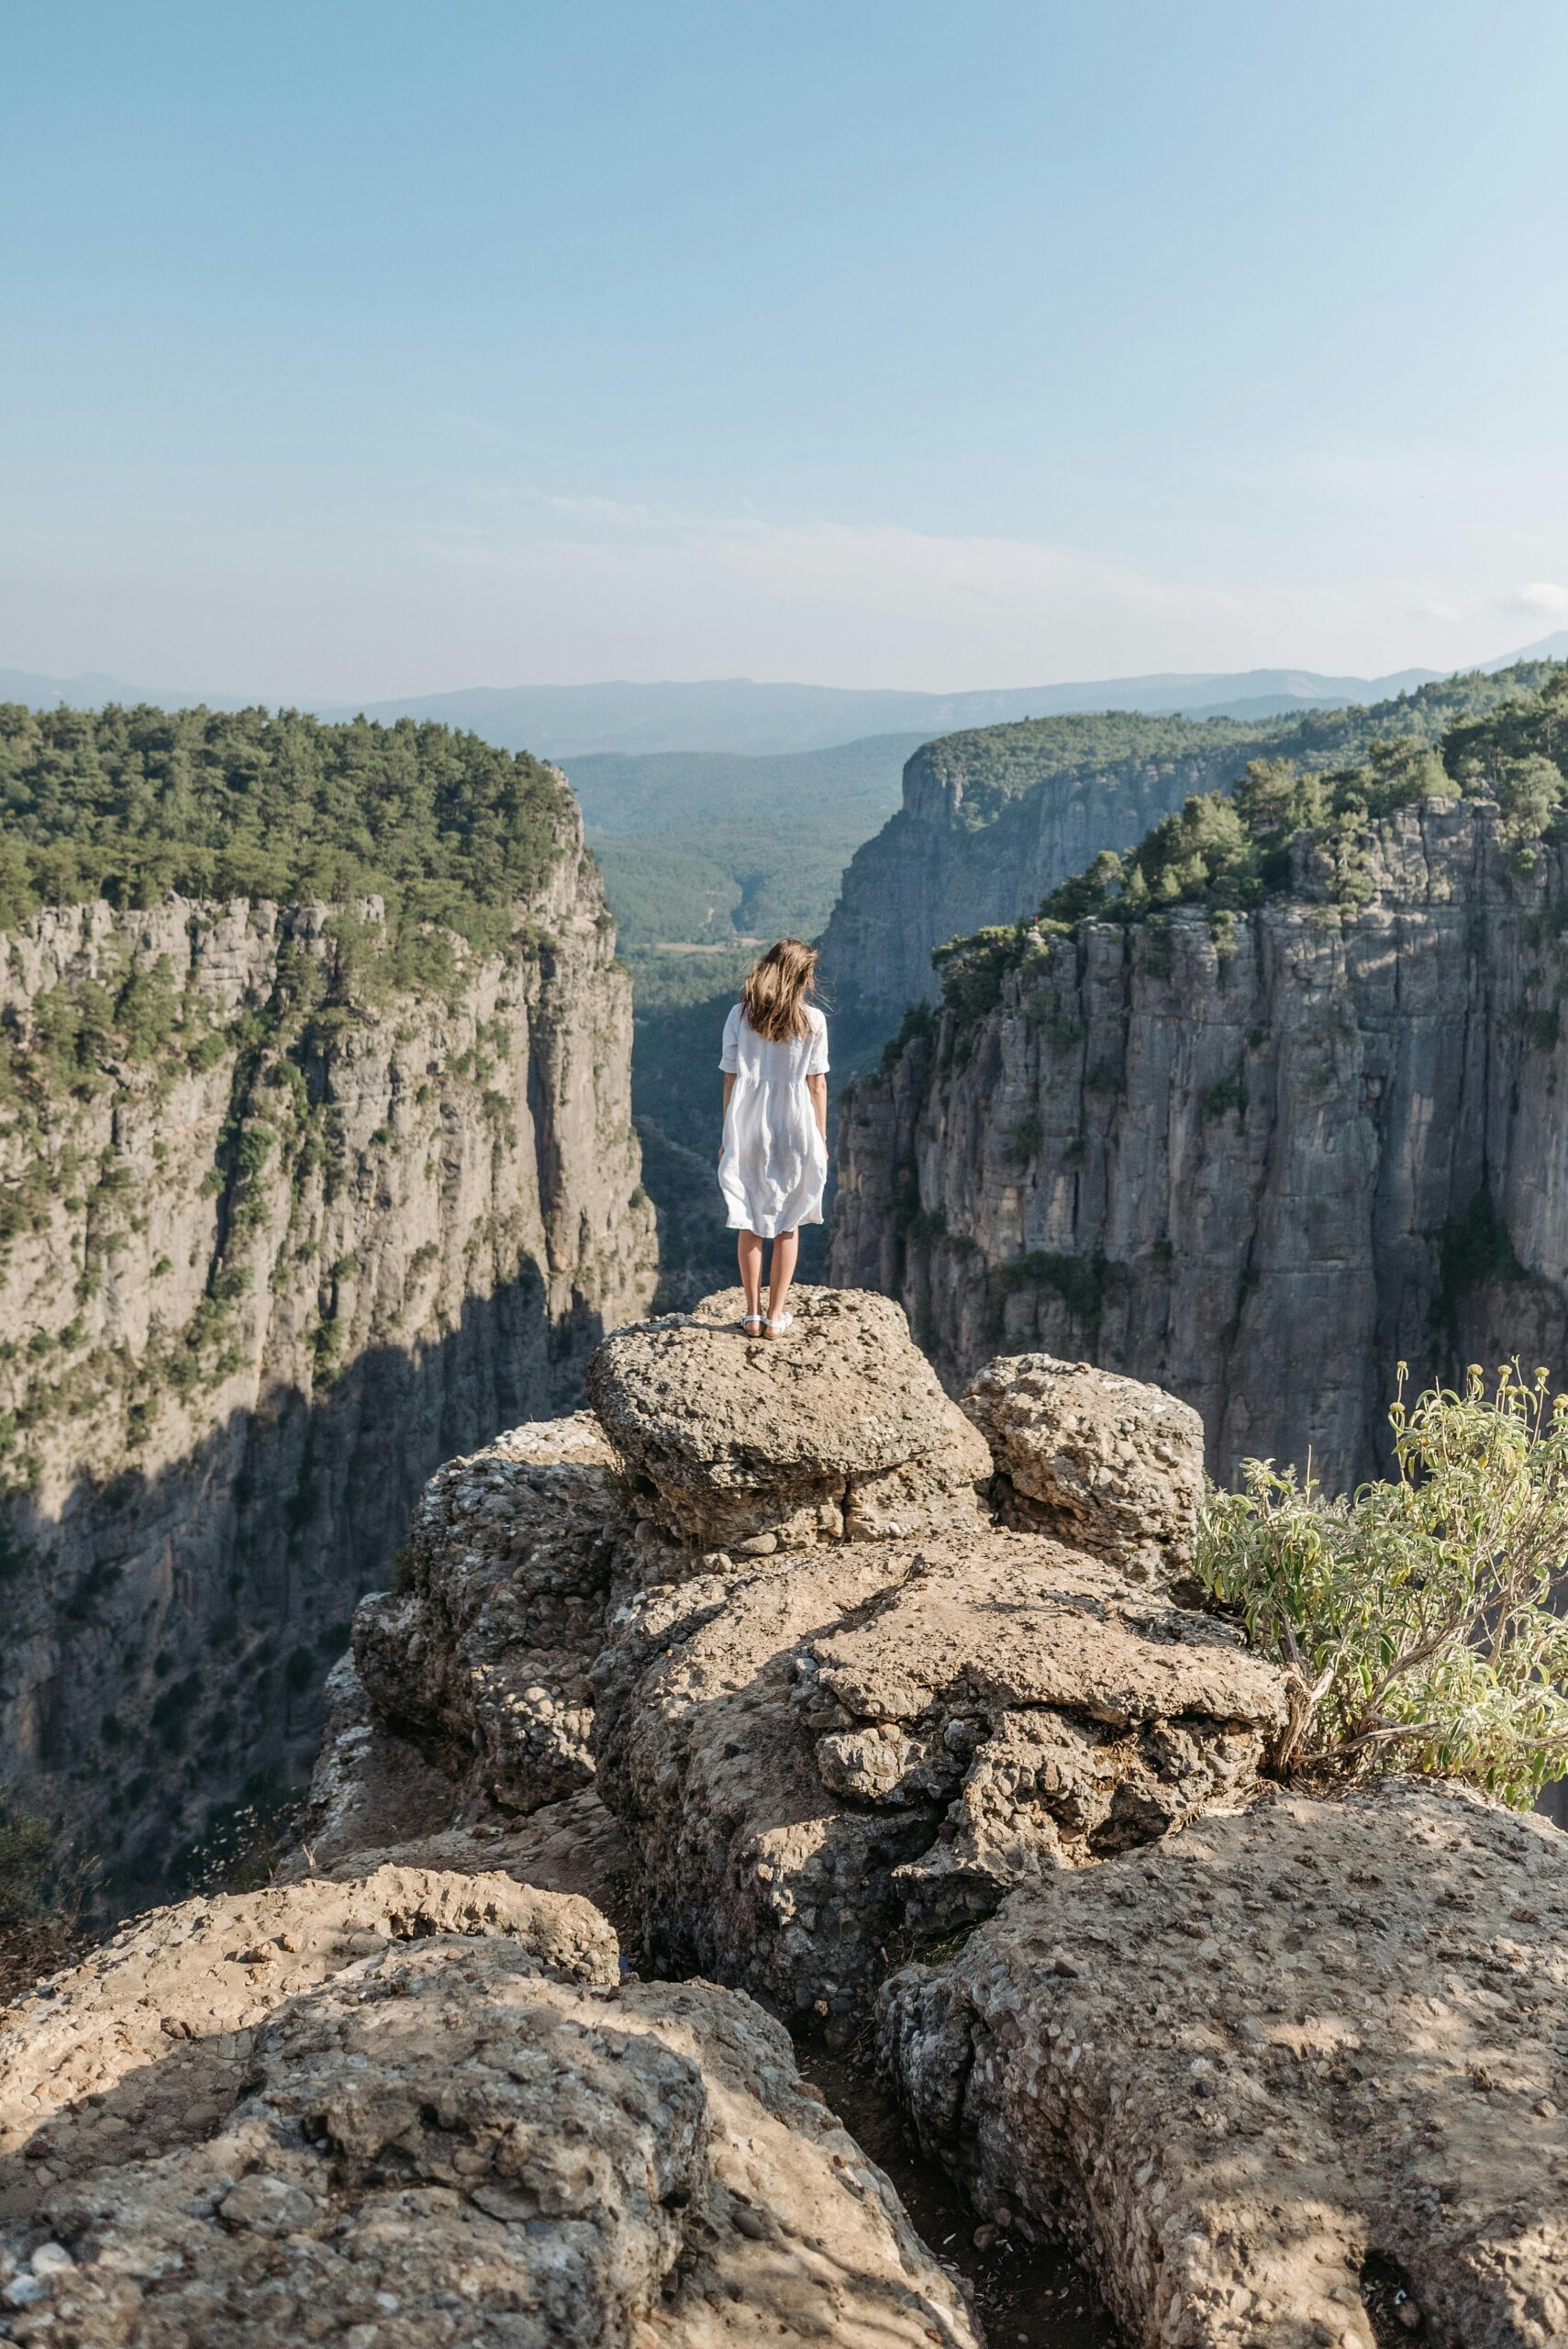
xmin=6 ymin=1287 xmax=1566 ymax=2349
xmin=884 ymin=1778 xmax=1568 ymax=2349
xmin=1 ymin=1873 xmax=976 ymax=2348
xmin=593 ymin=1531 xmax=1284 ymax=2028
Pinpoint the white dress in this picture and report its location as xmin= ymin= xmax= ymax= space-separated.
xmin=718 ymin=1004 xmax=829 ymax=1237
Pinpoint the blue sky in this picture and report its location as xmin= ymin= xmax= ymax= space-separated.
xmin=4 ymin=0 xmax=1567 ymax=697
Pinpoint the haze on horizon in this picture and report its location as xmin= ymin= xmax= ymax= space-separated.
xmin=5 ymin=0 xmax=1568 ymax=706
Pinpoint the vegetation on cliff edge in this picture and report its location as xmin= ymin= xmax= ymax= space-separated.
xmin=0 ymin=703 xmax=573 ymax=952
xmin=1198 ymin=1364 xmax=1568 ymax=1809
xmin=931 ymin=663 xmax=1568 ymax=1019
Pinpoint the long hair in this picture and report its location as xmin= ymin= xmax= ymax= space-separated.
xmin=740 ymin=937 xmax=819 ymax=1043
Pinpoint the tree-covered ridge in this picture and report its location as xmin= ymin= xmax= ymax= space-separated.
xmin=0 ymin=704 xmax=574 ymax=949
xmin=929 ymin=662 xmax=1567 ymax=1021
xmin=913 ymin=660 xmax=1558 ymax=832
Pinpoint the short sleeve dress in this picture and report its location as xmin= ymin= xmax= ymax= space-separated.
xmin=717 ymin=1003 xmax=829 ymax=1237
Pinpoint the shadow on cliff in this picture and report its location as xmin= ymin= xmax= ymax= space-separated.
xmin=3 ymin=1271 xmax=611 ymax=1915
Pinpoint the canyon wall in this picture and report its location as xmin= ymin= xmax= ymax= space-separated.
xmin=830 ymin=796 xmax=1568 ymax=1489
xmin=0 ymin=816 xmax=654 ymax=1901
xmin=816 ymin=727 xmax=1255 ymax=1033
xmin=816 ymin=669 xmax=1551 ymax=1042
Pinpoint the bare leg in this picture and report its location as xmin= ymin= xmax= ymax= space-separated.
xmin=764 ymin=1227 xmax=799 ymax=1331
xmin=737 ymin=1230 xmax=763 ymax=1325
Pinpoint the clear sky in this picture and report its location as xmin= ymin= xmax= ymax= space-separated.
xmin=5 ymin=0 xmax=1567 ymax=698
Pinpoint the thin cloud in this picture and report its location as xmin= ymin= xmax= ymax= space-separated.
xmin=1511 ymin=581 xmax=1568 ymax=617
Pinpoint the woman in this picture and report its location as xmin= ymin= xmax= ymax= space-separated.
xmin=717 ymin=938 xmax=829 ymax=1338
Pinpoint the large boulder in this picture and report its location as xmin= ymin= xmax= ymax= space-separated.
xmin=350 ymin=1412 xmax=630 ymax=1819
xmin=2 ymin=1934 xmax=980 ymax=2349
xmin=587 ymin=1287 xmax=991 ymax=1549
xmin=962 ymin=1351 xmax=1207 ymax=1583
xmin=882 ymin=1779 xmax=1568 ymax=2349
xmin=593 ymin=1531 xmax=1287 ymax=2031
xmin=0 ymin=1866 xmax=617 ymax=2232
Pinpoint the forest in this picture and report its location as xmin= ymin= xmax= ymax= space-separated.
xmin=0 ymin=703 xmax=573 ymax=954
xmin=930 ymin=664 xmax=1568 ymax=1023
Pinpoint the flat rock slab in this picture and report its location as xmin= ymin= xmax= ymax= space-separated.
xmin=593 ymin=1531 xmax=1286 ymax=2025
xmin=587 ymin=1286 xmax=990 ymax=1547
xmin=0 ymin=1866 xmax=617 ymax=2231
xmin=882 ymin=1779 xmax=1568 ymax=2349
xmin=962 ymin=1350 xmax=1206 ymax=1583
xmin=2 ymin=1940 xmax=980 ymax=2349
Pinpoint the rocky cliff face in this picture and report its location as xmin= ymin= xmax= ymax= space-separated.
xmin=831 ymin=796 xmax=1568 ymax=1489
xmin=0 ymin=818 xmax=654 ymax=1902
xmin=817 ymin=729 xmax=1241 ymax=1033
xmin=11 ymin=1297 xmax=1568 ymax=2349
xmin=815 ymin=668 xmax=1553 ymax=1042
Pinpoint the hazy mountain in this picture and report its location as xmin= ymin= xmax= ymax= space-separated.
xmin=6 ymin=642 xmax=1561 ymax=757
xmin=339 ymin=668 xmax=1441 ymax=757
xmin=1483 ymin=629 xmax=1568 ymax=670
xmin=0 ymin=667 xmax=244 ymax=712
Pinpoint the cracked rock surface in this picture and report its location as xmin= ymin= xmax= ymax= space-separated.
xmin=882 ymin=1779 xmax=1568 ymax=2349
xmin=2 ymin=1931 xmax=979 ymax=2348
xmin=593 ymin=1531 xmax=1286 ymax=2027
xmin=962 ymin=1351 xmax=1207 ymax=1584
xmin=586 ymin=1287 xmax=991 ymax=1549
xmin=0 ymin=1867 xmax=617 ymax=2233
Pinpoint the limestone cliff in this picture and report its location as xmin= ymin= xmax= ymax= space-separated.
xmin=817 ymin=722 xmax=1255 ymax=1033
xmin=816 ymin=667 xmax=1552 ymax=1040
xmin=831 ymin=796 xmax=1568 ymax=1489
xmin=0 ymin=818 xmax=653 ymax=1902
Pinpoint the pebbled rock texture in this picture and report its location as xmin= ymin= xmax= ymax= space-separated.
xmin=350 ymin=1413 xmax=629 ymax=1820
xmin=587 ymin=1286 xmax=990 ymax=1549
xmin=962 ymin=1351 xmax=1207 ymax=1584
xmin=1 ymin=1932 xmax=979 ymax=2348
xmin=882 ymin=1778 xmax=1568 ymax=2349
xmin=593 ymin=1531 xmax=1286 ymax=2028
xmin=0 ymin=1866 xmax=617 ymax=2232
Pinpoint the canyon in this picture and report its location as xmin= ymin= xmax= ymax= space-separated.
xmin=831 ymin=795 xmax=1568 ymax=1491
xmin=0 ymin=807 xmax=653 ymax=1907
xmin=6 ymin=1288 xmax=1565 ymax=2349
xmin=817 ymin=665 xmax=1552 ymax=1041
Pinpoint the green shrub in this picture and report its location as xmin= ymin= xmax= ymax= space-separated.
xmin=1198 ymin=1364 xmax=1568 ymax=1807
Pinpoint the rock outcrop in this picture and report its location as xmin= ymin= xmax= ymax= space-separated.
xmin=962 ymin=1353 xmax=1206 ymax=1584
xmin=351 ymin=1413 xmax=626 ymax=1820
xmin=289 ymin=1286 xmax=1255 ymax=2037
xmin=1 ymin=1887 xmax=979 ymax=2348
xmin=882 ymin=1778 xmax=1568 ymax=2349
xmin=22 ymin=1280 xmax=1568 ymax=2349
xmin=587 ymin=1287 xmax=990 ymax=1548
xmin=593 ymin=1531 xmax=1286 ymax=2030
xmin=0 ymin=1866 xmax=618 ymax=2226
xmin=0 ymin=830 xmax=654 ymax=1901
xmin=832 ymin=797 xmax=1568 ymax=1487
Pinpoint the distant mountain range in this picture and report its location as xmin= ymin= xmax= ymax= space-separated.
xmin=4 ymin=632 xmax=1565 ymax=759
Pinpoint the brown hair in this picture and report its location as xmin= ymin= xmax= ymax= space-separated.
xmin=740 ymin=937 xmax=819 ymax=1043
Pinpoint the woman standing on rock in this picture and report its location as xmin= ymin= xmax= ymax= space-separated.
xmin=718 ymin=938 xmax=829 ymax=1339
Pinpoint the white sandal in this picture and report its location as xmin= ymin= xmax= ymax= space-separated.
xmin=763 ymin=1311 xmax=795 ymax=1338
xmin=741 ymin=1314 xmax=765 ymax=1337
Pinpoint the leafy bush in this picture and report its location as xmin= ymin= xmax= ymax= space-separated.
xmin=1198 ymin=1364 xmax=1568 ymax=1807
